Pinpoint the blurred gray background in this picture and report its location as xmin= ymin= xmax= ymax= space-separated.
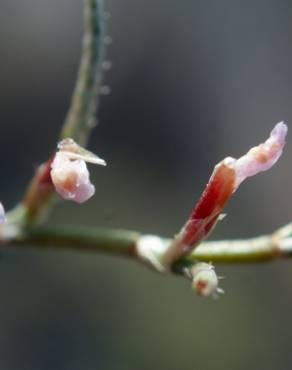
xmin=1 ymin=0 xmax=292 ymax=369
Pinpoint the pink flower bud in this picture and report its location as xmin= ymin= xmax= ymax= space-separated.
xmin=163 ymin=122 xmax=287 ymax=266
xmin=51 ymin=152 xmax=95 ymax=203
xmin=50 ymin=138 xmax=106 ymax=204
xmin=181 ymin=122 xmax=287 ymax=248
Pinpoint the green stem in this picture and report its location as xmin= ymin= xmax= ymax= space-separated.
xmin=13 ymin=226 xmax=139 ymax=257
xmin=60 ymin=0 xmax=105 ymax=146
xmin=5 ymin=224 xmax=292 ymax=271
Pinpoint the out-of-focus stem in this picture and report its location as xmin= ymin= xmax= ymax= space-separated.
xmin=60 ymin=0 xmax=105 ymax=146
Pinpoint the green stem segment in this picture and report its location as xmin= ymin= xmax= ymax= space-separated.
xmin=13 ymin=226 xmax=139 ymax=257
xmin=6 ymin=224 xmax=292 ymax=269
xmin=60 ymin=0 xmax=105 ymax=146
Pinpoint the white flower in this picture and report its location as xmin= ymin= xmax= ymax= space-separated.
xmin=191 ymin=263 xmax=223 ymax=298
xmin=50 ymin=138 xmax=106 ymax=203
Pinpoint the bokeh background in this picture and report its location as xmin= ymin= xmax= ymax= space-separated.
xmin=1 ymin=0 xmax=292 ymax=369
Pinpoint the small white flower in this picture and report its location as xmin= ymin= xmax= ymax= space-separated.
xmin=190 ymin=263 xmax=224 ymax=298
xmin=50 ymin=138 xmax=106 ymax=204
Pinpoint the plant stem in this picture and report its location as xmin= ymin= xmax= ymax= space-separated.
xmin=3 ymin=0 xmax=291 ymax=283
xmin=4 ymin=223 xmax=292 ymax=272
xmin=60 ymin=0 xmax=105 ymax=146
xmin=13 ymin=226 xmax=139 ymax=257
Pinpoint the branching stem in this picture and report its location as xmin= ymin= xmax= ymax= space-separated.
xmin=2 ymin=223 xmax=291 ymax=275
xmin=2 ymin=0 xmax=291 ymax=290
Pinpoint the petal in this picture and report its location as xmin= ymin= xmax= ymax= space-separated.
xmin=231 ymin=122 xmax=287 ymax=189
xmin=58 ymin=138 xmax=106 ymax=166
xmin=51 ymin=152 xmax=95 ymax=203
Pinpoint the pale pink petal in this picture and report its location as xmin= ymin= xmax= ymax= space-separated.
xmin=51 ymin=152 xmax=95 ymax=203
xmin=229 ymin=122 xmax=287 ymax=189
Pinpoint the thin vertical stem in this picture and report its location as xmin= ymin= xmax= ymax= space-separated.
xmin=60 ymin=0 xmax=105 ymax=146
